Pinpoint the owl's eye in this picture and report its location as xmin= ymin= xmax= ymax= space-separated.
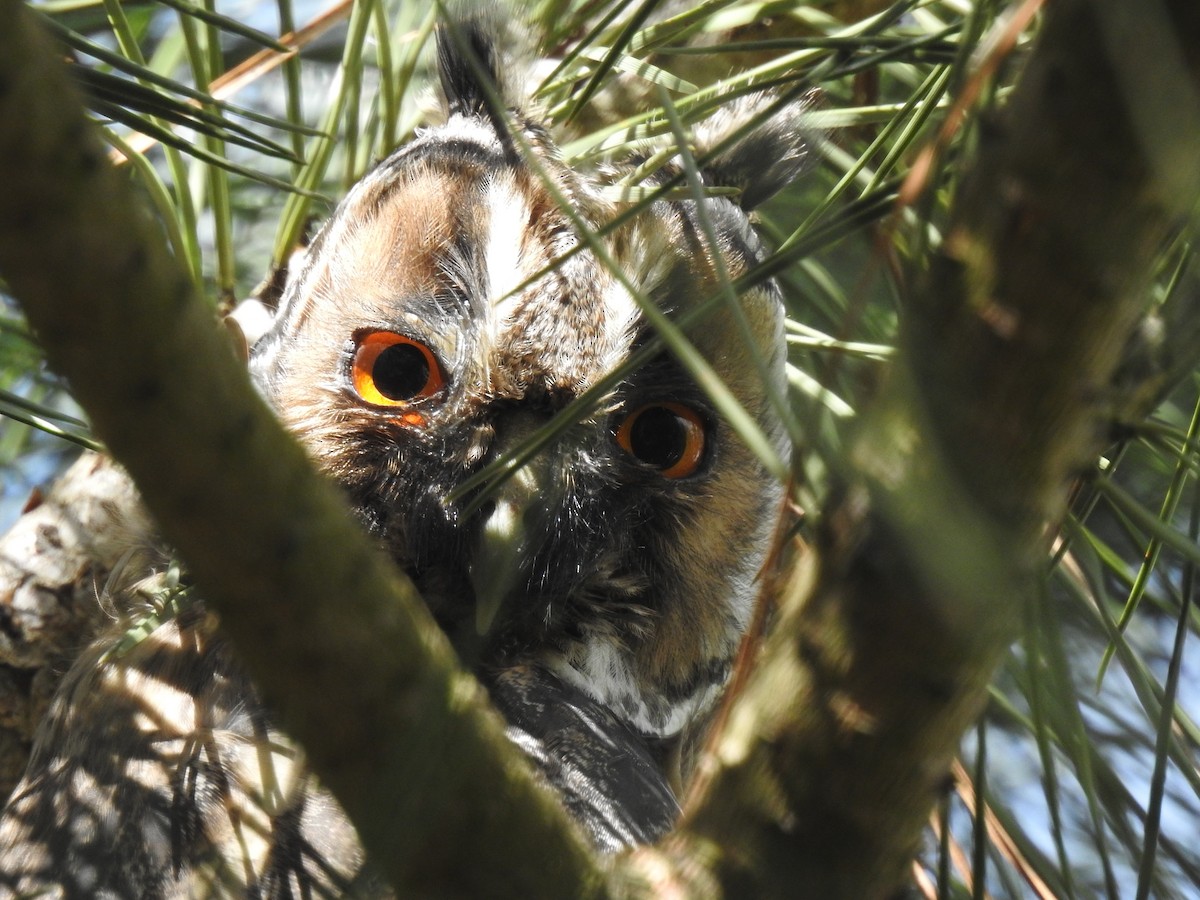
xmin=616 ymin=403 xmax=707 ymax=479
xmin=351 ymin=331 xmax=445 ymax=417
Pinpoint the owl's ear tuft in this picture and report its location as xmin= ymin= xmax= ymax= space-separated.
xmin=436 ymin=13 xmax=511 ymax=121
xmin=692 ymin=90 xmax=823 ymax=211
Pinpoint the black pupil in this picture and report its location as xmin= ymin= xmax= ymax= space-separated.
xmin=373 ymin=342 xmax=431 ymax=400
xmin=629 ymin=406 xmax=689 ymax=469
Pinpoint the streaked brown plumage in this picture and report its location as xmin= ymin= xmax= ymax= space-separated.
xmin=0 ymin=16 xmax=812 ymax=896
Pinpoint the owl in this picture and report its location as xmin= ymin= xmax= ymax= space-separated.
xmin=0 ymin=18 xmax=811 ymax=897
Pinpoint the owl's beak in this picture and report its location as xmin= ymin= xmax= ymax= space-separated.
xmin=467 ymin=401 xmax=577 ymax=638
xmin=469 ymin=461 xmax=541 ymax=636
xmin=467 ymin=403 xmax=570 ymax=637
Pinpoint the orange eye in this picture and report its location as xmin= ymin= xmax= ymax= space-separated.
xmin=351 ymin=332 xmax=445 ymax=422
xmin=616 ymin=403 xmax=707 ymax=479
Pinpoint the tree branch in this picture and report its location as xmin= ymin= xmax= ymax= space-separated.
xmin=626 ymin=1 xmax=1200 ymax=896
xmin=0 ymin=453 xmax=148 ymax=800
xmin=0 ymin=3 xmax=600 ymax=896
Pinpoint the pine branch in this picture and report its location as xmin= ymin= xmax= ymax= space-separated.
xmin=621 ymin=1 xmax=1200 ymax=896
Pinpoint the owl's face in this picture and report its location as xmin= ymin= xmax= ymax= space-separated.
xmin=250 ymin=40 xmax=798 ymax=740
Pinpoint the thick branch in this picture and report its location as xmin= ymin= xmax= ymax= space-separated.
xmin=628 ymin=1 xmax=1200 ymax=896
xmin=0 ymin=453 xmax=147 ymax=800
xmin=0 ymin=4 xmax=600 ymax=896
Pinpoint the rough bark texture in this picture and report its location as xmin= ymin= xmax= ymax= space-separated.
xmin=0 ymin=3 xmax=600 ymax=897
xmin=0 ymin=453 xmax=146 ymax=801
xmin=622 ymin=1 xmax=1200 ymax=897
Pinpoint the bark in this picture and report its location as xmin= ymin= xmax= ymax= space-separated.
xmin=620 ymin=1 xmax=1200 ymax=897
xmin=0 ymin=453 xmax=147 ymax=800
xmin=0 ymin=3 xmax=601 ymax=897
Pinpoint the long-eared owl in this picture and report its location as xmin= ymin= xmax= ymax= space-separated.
xmin=0 ymin=15 xmax=812 ymax=897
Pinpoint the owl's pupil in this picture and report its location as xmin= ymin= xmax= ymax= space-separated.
xmin=373 ymin=343 xmax=430 ymax=400
xmin=629 ymin=406 xmax=688 ymax=469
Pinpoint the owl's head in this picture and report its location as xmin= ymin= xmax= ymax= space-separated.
xmin=249 ymin=20 xmax=812 ymax=740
